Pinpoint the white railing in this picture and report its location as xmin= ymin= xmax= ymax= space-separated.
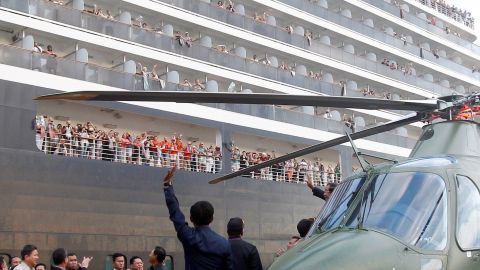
xmin=34 ymin=135 xmax=341 ymax=186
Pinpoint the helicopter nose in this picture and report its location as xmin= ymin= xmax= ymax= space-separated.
xmin=269 ymin=229 xmax=422 ymax=270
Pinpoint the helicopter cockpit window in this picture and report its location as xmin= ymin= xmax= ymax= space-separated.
xmin=348 ymin=172 xmax=447 ymax=250
xmin=306 ymin=176 xmax=365 ymax=237
xmin=395 ymin=157 xmax=456 ymax=168
xmin=456 ymin=175 xmax=480 ymax=250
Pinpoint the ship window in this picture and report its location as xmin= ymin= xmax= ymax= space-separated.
xmin=351 ymin=172 xmax=447 ymax=250
xmin=456 ymin=175 xmax=480 ymax=250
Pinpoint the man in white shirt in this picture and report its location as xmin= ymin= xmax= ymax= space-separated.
xmin=14 ymin=244 xmax=39 ymax=270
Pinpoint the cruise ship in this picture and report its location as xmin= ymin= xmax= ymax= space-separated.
xmin=0 ymin=0 xmax=478 ymax=268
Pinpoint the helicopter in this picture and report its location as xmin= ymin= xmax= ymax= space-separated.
xmin=37 ymin=91 xmax=480 ymax=270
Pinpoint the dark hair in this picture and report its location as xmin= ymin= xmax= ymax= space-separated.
xmin=291 ymin=236 xmax=301 ymax=240
xmin=297 ymin=219 xmax=314 ymax=238
xmin=153 ymin=246 xmax=166 ymax=263
xmin=35 ymin=263 xmax=47 ymax=270
xmin=327 ymin=183 xmax=337 ymax=192
xmin=190 ymin=201 xmax=214 ymax=226
xmin=227 ymin=217 xmax=244 ymax=237
xmin=112 ymin=253 xmax=125 ymax=262
xmin=52 ymin=248 xmax=67 ymax=265
xmin=21 ymin=244 xmax=38 ymax=260
xmin=67 ymin=253 xmax=77 ymax=257
xmin=129 ymin=256 xmax=142 ymax=265
xmin=0 ymin=256 xmax=4 ymax=266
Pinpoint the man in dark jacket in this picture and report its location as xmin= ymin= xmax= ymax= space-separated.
xmin=163 ymin=166 xmax=233 ymax=270
xmin=148 ymin=246 xmax=166 ymax=270
xmin=227 ymin=217 xmax=262 ymax=270
xmin=51 ymin=248 xmax=68 ymax=270
xmin=306 ymin=175 xmax=337 ymax=201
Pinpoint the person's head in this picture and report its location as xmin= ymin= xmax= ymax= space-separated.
xmin=297 ymin=219 xmax=313 ymax=238
xmin=35 ymin=263 xmax=46 ymax=270
xmin=0 ymin=256 xmax=5 ymax=269
xmin=148 ymin=246 xmax=166 ymax=265
xmin=190 ymin=201 xmax=214 ymax=226
xmin=66 ymin=253 xmax=78 ymax=270
xmin=227 ymin=217 xmax=244 ymax=238
xmin=287 ymin=236 xmax=301 ymax=250
xmin=47 ymin=45 xmax=53 ymax=51
xmin=52 ymin=248 xmax=68 ymax=267
xmin=21 ymin=244 xmax=39 ymax=267
xmin=324 ymin=183 xmax=337 ymax=200
xmin=112 ymin=253 xmax=125 ymax=270
xmin=11 ymin=256 xmax=21 ymax=267
xmin=129 ymin=256 xmax=144 ymax=270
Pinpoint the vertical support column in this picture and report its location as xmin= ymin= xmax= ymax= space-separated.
xmin=339 ymin=147 xmax=353 ymax=181
xmin=220 ymin=128 xmax=232 ymax=175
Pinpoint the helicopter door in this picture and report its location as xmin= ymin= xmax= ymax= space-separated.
xmin=452 ymin=175 xmax=480 ymax=269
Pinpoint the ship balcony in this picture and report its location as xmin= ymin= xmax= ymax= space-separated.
xmin=0 ymin=43 xmax=417 ymax=149
xmin=0 ymin=0 xmax=475 ymax=98
xmin=269 ymin=0 xmax=480 ymax=59
xmin=138 ymin=0 xmax=478 ymax=92
xmin=183 ymin=0 xmax=480 ymax=81
xmin=358 ymin=0 xmax=480 ymax=56
xmin=250 ymin=0 xmax=480 ymax=79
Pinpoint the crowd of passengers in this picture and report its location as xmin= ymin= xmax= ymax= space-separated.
xmin=35 ymin=116 xmax=342 ymax=184
xmin=38 ymin=0 xmax=475 ymax=92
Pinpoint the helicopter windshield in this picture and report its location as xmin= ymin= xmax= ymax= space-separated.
xmin=306 ymin=176 xmax=365 ymax=237
xmin=347 ymin=172 xmax=448 ymax=250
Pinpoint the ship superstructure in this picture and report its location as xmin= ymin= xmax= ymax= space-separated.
xmin=0 ymin=0 xmax=478 ymax=268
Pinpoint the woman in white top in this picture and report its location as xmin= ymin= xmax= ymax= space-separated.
xmin=80 ymin=128 xmax=89 ymax=158
xmin=206 ymin=148 xmax=214 ymax=173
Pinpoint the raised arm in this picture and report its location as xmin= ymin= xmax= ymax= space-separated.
xmin=307 ymin=174 xmax=326 ymax=200
xmin=163 ymin=166 xmax=196 ymax=243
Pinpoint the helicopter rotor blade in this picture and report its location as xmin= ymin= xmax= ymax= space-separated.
xmin=209 ymin=112 xmax=426 ymax=184
xmin=35 ymin=91 xmax=438 ymax=111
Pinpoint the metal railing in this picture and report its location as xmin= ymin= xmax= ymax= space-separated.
xmin=415 ymin=0 xmax=474 ymax=29
xmin=231 ymin=160 xmax=342 ymax=185
xmin=34 ymin=132 xmax=340 ymax=185
xmin=0 ymin=0 xmax=467 ymax=98
xmin=363 ymin=0 xmax=480 ymax=55
xmin=35 ymin=135 xmax=224 ymax=173
xmin=276 ymin=0 xmax=480 ymax=75
xmin=158 ymin=0 xmax=462 ymax=95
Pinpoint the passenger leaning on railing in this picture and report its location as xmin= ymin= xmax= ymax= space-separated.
xmin=35 ymin=116 xmax=341 ymax=184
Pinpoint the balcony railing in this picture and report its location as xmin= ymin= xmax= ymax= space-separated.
xmin=275 ymin=0 xmax=480 ymax=76
xmin=0 ymin=0 xmax=464 ymax=98
xmin=0 ymin=43 xmax=416 ymax=148
xmin=34 ymin=135 xmax=341 ymax=185
xmin=415 ymin=0 xmax=474 ymax=29
xmin=363 ymin=0 xmax=480 ymax=56
xmin=157 ymin=0 xmax=461 ymax=95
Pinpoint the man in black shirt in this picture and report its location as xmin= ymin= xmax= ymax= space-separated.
xmin=51 ymin=248 xmax=68 ymax=270
xmin=227 ymin=217 xmax=262 ymax=270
